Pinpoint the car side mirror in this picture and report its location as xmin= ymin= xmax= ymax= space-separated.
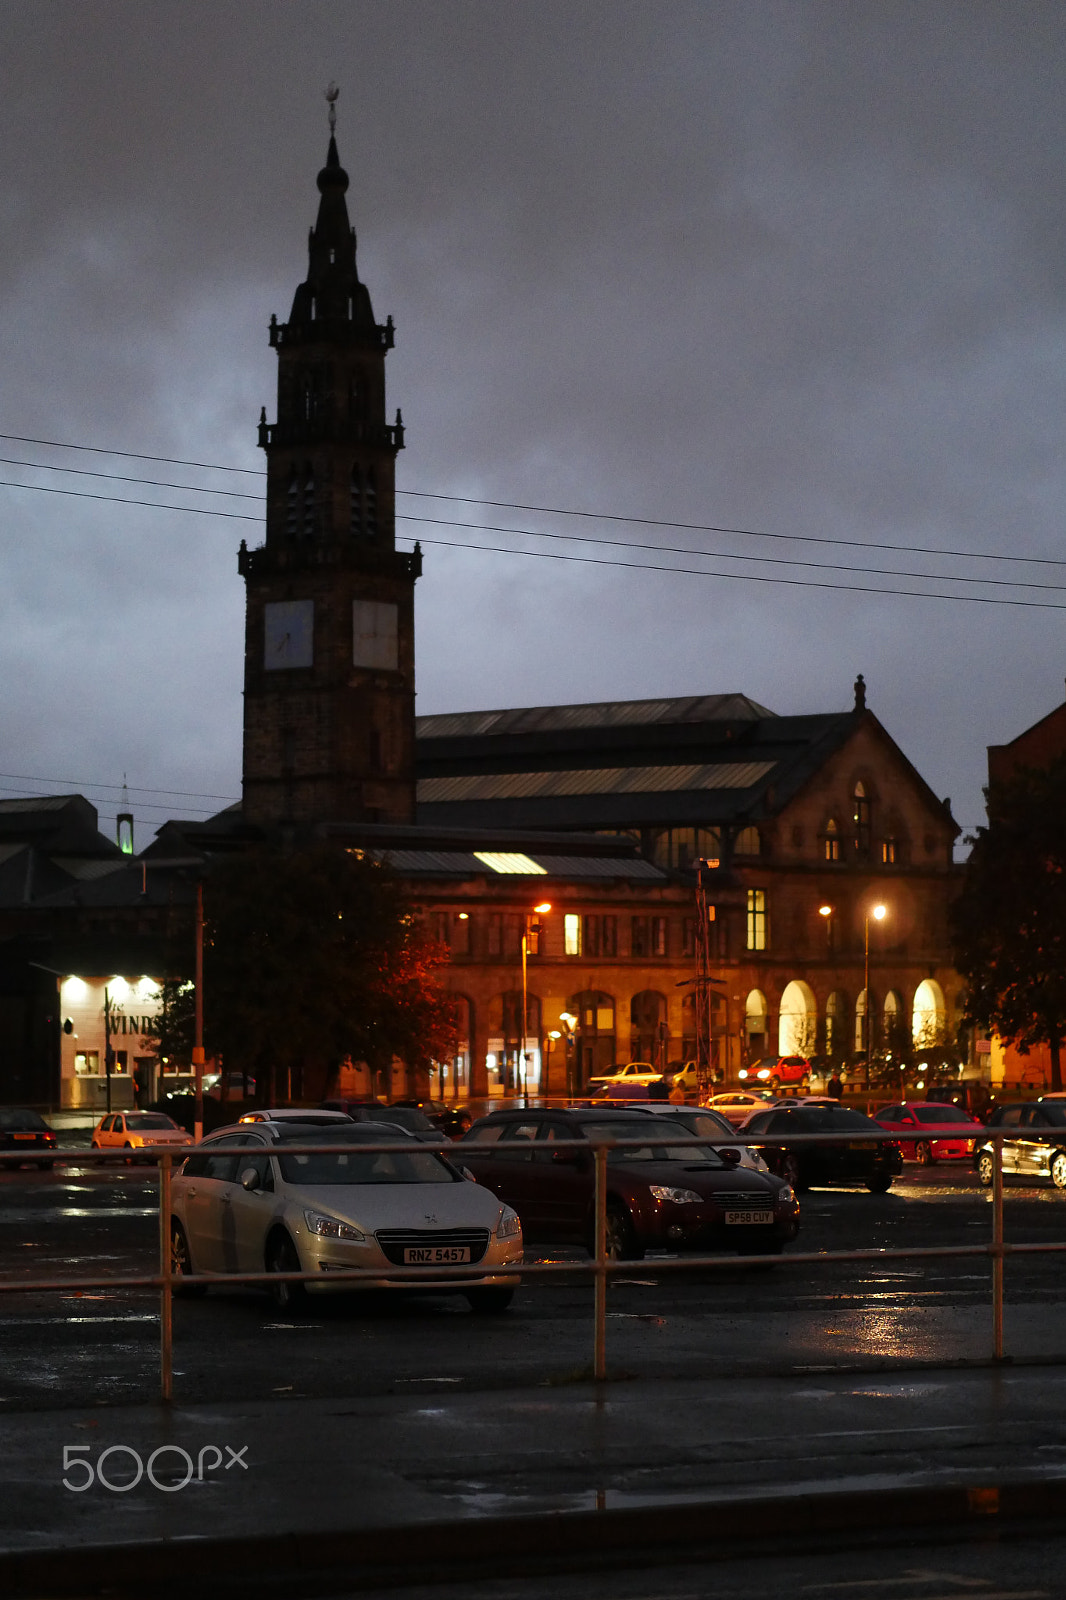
xmin=459 ymin=1166 xmax=477 ymax=1182
xmin=719 ymin=1147 xmax=742 ymax=1167
xmin=239 ymin=1167 xmax=261 ymax=1192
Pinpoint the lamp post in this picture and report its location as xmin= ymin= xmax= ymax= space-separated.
xmin=863 ymin=902 xmax=887 ymax=1079
xmin=520 ymin=902 xmax=552 ymax=1106
xmin=558 ymin=1011 xmax=577 ymax=1101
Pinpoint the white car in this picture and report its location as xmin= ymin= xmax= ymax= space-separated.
xmin=630 ymin=1104 xmax=771 ymax=1172
xmin=91 ymin=1111 xmax=193 ymax=1158
xmin=237 ymin=1109 xmax=354 ymax=1125
xmin=587 ymin=1061 xmax=664 ymax=1088
xmin=170 ymin=1120 xmax=523 ymax=1313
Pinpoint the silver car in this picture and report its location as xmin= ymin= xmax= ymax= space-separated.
xmin=170 ymin=1121 xmax=523 ymax=1313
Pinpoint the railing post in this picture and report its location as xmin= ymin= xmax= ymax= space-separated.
xmin=593 ymin=1142 xmax=607 ymax=1382
xmin=159 ymin=1153 xmax=174 ymax=1403
xmin=992 ymin=1132 xmax=1004 ymax=1362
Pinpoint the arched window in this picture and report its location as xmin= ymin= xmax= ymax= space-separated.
xmin=912 ymin=979 xmax=947 ymax=1051
xmin=568 ymin=990 xmax=616 ymax=1090
xmin=630 ymin=990 xmax=667 ymax=1067
xmin=824 ymin=818 xmax=841 ymax=862
xmin=778 ymin=979 xmax=817 ymax=1057
xmin=350 ymin=466 xmax=363 ymax=535
xmin=825 ymin=990 xmax=847 ymax=1058
xmin=852 ymin=781 xmax=871 ymax=858
xmin=365 ymin=467 xmax=377 ymax=538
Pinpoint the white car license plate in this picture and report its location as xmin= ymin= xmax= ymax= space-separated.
xmin=404 ymin=1246 xmax=471 ymax=1264
xmin=724 ymin=1211 xmax=773 ymax=1226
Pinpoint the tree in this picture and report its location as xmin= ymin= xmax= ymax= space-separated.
xmin=202 ymin=844 xmax=458 ymax=1102
xmin=952 ymin=756 xmax=1066 ymax=1092
xmin=141 ymin=978 xmax=196 ymax=1076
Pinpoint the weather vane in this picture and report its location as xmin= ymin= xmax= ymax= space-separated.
xmin=325 ymin=81 xmax=339 ymax=135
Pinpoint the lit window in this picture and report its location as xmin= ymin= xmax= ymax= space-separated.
xmin=882 ymin=838 xmax=897 ymax=865
xmin=746 ymin=889 xmax=768 ymax=951
xmin=564 ymin=914 xmax=581 ymax=956
xmin=824 ymin=819 xmax=841 ymax=862
xmin=852 ymin=782 xmax=871 ymax=858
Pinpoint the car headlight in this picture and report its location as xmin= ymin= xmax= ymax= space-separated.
xmin=738 ymin=1068 xmax=749 ymax=1080
xmin=756 ymin=1068 xmax=771 ymax=1080
xmin=303 ymin=1209 xmax=365 ymax=1242
xmin=777 ymin=1185 xmax=795 ymax=1204
xmin=649 ymin=1185 xmax=702 ymax=1205
xmin=496 ymin=1207 xmax=522 ymax=1239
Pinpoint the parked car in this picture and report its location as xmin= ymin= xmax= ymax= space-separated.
xmin=587 ymin=1062 xmax=664 ymax=1088
xmin=630 ymin=1104 xmax=771 ymax=1172
xmin=975 ymin=1100 xmax=1066 ymax=1189
xmin=320 ymin=1100 xmax=447 ymax=1145
xmin=587 ymin=1081 xmax=670 ymax=1103
xmin=170 ymin=1120 xmax=522 ymax=1312
xmin=737 ymin=1055 xmax=812 ymax=1090
xmin=391 ymin=1099 xmax=474 ymax=1138
xmin=459 ymin=1107 xmax=799 ymax=1260
xmin=238 ymin=1109 xmax=354 ymax=1126
xmin=705 ymin=1091 xmax=776 ymax=1125
xmin=668 ymin=1061 xmax=700 ymax=1095
xmin=873 ymin=1101 xmax=983 ymax=1164
xmin=91 ymin=1111 xmax=193 ymax=1159
xmin=739 ymin=1102 xmax=902 ymax=1193
xmin=0 ymin=1106 xmax=58 ymax=1168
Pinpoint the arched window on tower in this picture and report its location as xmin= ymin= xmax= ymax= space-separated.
xmin=350 ymin=466 xmax=363 ymax=535
xmin=285 ymin=469 xmax=299 ymax=538
xmin=852 ymin=782 xmax=871 ymax=859
xmin=365 ymin=468 xmax=377 ymax=538
xmin=301 ymin=465 xmax=315 ymax=537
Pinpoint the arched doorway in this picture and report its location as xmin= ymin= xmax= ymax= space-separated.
xmin=630 ymin=990 xmax=667 ymax=1066
xmin=745 ymin=989 xmax=768 ymax=1058
xmin=825 ymin=991 xmax=848 ymax=1060
xmin=435 ymin=994 xmax=471 ymax=1102
xmin=912 ymin=979 xmax=946 ymax=1051
xmin=487 ymin=991 xmax=542 ymax=1098
xmin=569 ymin=990 xmax=616 ymax=1089
xmin=778 ymin=980 xmax=817 ymax=1057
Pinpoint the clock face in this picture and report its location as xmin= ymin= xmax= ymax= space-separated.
xmin=264 ymin=599 xmax=314 ymax=670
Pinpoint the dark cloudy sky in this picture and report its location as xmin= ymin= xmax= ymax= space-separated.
xmin=2 ymin=1 xmax=1065 ymax=850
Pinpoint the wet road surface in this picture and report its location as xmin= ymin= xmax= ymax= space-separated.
xmin=1 ymin=1157 xmax=1065 ymax=1408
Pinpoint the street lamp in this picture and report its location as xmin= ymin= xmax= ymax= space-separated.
xmin=520 ymin=902 xmax=552 ymax=1106
xmin=558 ymin=1011 xmax=577 ymax=1101
xmin=863 ymin=902 xmax=887 ymax=1077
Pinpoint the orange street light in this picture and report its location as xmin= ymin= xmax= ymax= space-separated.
xmin=521 ymin=903 xmax=552 ymax=1105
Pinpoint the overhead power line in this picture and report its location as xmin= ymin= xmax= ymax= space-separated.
xmin=2 ymin=428 xmax=1063 ymax=571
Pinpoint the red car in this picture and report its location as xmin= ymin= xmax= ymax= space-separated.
xmin=738 ymin=1056 xmax=811 ymax=1090
xmin=872 ymin=1101 xmax=983 ymax=1164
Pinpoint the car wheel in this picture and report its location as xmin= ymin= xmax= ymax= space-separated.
xmin=90 ymin=1140 xmax=100 ymax=1149
xmin=915 ymin=1140 xmax=935 ymax=1167
xmin=123 ymin=1141 xmax=135 ymax=1167
xmin=465 ymin=1287 xmax=514 ymax=1314
xmin=266 ymin=1231 xmax=306 ymax=1311
xmin=865 ymin=1173 xmax=892 ymax=1194
xmin=170 ymin=1221 xmax=206 ymax=1298
xmin=1050 ymin=1151 xmax=1066 ymax=1191
xmin=602 ymin=1200 xmax=644 ymax=1261
xmin=976 ymin=1150 xmax=995 ymax=1187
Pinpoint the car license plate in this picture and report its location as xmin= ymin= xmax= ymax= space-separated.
xmin=13 ymin=1133 xmax=36 ymax=1141
xmin=724 ymin=1211 xmax=773 ymax=1225
xmin=404 ymin=1246 xmax=471 ymax=1264
xmin=848 ymin=1141 xmax=876 ymax=1150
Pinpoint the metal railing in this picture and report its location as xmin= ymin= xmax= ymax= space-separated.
xmin=0 ymin=1127 xmax=1057 ymax=1401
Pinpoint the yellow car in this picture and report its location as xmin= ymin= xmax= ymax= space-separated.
xmin=91 ymin=1111 xmax=193 ymax=1161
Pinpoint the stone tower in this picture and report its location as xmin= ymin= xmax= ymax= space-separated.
xmin=239 ymin=121 xmax=420 ymax=827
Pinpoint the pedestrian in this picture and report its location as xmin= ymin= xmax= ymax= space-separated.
xmin=827 ymin=1070 xmax=843 ymax=1100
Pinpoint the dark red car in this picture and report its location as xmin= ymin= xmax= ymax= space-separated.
xmin=459 ymin=1107 xmax=800 ymax=1260
xmin=872 ymin=1101 xmax=983 ymax=1164
xmin=0 ymin=1107 xmax=57 ymax=1169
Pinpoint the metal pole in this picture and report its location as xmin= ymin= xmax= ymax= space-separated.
xmin=992 ymin=1133 xmax=1004 ymax=1361
xmin=863 ymin=915 xmax=870 ymax=1083
xmin=193 ymin=880 xmax=205 ymax=1142
xmin=520 ymin=929 xmax=528 ymax=1107
xmin=159 ymin=1152 xmax=173 ymax=1402
xmin=593 ymin=1143 xmax=608 ymax=1381
xmin=104 ymin=987 xmax=113 ymax=1114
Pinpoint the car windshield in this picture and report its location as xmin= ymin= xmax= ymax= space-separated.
xmin=787 ymin=1109 xmax=879 ymax=1132
xmin=914 ymin=1105 xmax=973 ymax=1125
xmin=125 ymin=1113 xmax=177 ymax=1130
xmin=579 ymin=1121 xmax=727 ymax=1166
xmin=276 ymin=1127 xmax=457 ymax=1184
xmin=0 ymin=1109 xmax=48 ymax=1131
